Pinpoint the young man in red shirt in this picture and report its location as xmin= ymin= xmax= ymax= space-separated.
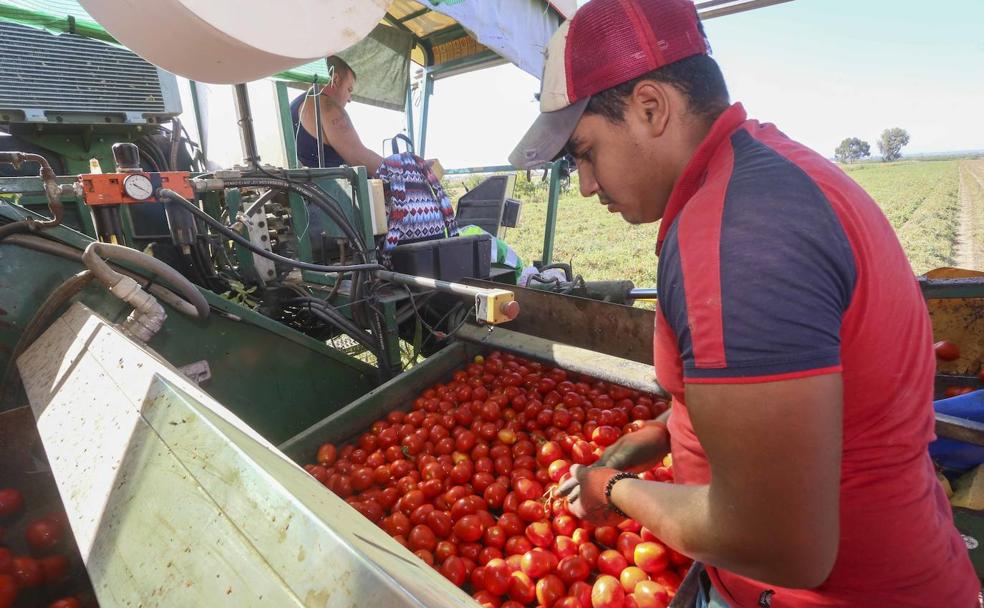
xmin=510 ymin=0 xmax=979 ymax=605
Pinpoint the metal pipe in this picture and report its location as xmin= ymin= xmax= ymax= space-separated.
xmin=541 ymin=158 xmax=563 ymax=265
xmin=699 ymin=0 xmax=795 ymax=20
xmin=626 ymin=288 xmax=659 ymax=300
xmin=376 ymin=269 xmax=503 ymax=300
xmin=233 ymin=83 xmax=261 ymax=167
xmin=0 ymin=152 xmax=65 ymax=229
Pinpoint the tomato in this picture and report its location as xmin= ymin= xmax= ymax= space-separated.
xmin=440 ymin=556 xmax=467 ymax=586
xmin=408 ymin=525 xmax=437 ymax=552
xmin=538 ymin=441 xmax=564 ymax=467
xmin=634 ymin=542 xmax=670 ymax=574
xmin=520 ymin=547 xmax=556 ymax=578
xmin=557 ymin=555 xmax=591 ymax=585
xmin=504 ymin=535 xmax=533 ymax=556
xmin=482 ymin=525 xmax=507 ymax=549
xmin=508 ymin=571 xmax=537 ymax=604
xmin=383 ymin=512 xmax=410 ymax=536
xmin=0 ymin=575 xmax=17 ymax=608
xmin=498 ymin=512 xmax=524 ymax=537
xmin=619 ymin=566 xmax=648 ymax=593
xmin=513 ymin=478 xmax=544 ymax=502
xmin=537 ymin=573 xmax=567 ymax=607
xmin=553 ymin=514 xmax=578 ymax=537
xmin=12 ymin=556 xmax=43 ymax=588
xmin=517 ymin=499 xmax=547 ymax=523
xmin=570 ymin=580 xmax=593 ymax=608
xmin=39 ymin=554 xmax=69 ymax=585
xmin=414 ymin=549 xmax=434 ymax=566
xmin=571 ymin=441 xmax=598 ymax=465
xmin=594 ymin=526 xmax=619 ymax=548
xmin=315 ymin=442 xmax=337 ymax=466
xmin=0 ymin=490 xmax=23 ymax=518
xmin=631 ymin=580 xmax=670 ymax=608
xmin=595 ymin=549 xmax=629 ymax=581
xmin=617 ymin=532 xmax=643 ymax=563
xmin=935 ymin=340 xmax=960 ymax=361
xmin=592 ymin=574 xmax=626 ymax=608
xmin=473 ymin=590 xmax=501 ymax=608
xmin=553 ymin=535 xmax=578 ymax=559
xmin=454 ymin=514 xmax=484 ymax=542
xmin=525 ymin=521 xmax=554 ymax=548
xmin=484 ymin=558 xmax=512 ymax=595
xmin=556 ymin=597 xmax=582 ymax=608
xmin=459 ymin=542 xmax=483 ymax=562
xmin=483 ymin=483 xmax=508 ymax=509
xmin=549 ymin=459 xmax=573 ymax=483
xmin=426 ymin=510 xmax=453 ymax=539
xmin=592 ymin=426 xmax=620 ymax=447
xmin=651 ymin=570 xmax=681 ymax=592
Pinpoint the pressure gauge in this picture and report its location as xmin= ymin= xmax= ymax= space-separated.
xmin=123 ymin=174 xmax=154 ymax=201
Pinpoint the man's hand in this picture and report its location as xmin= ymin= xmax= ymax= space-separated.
xmin=596 ymin=419 xmax=670 ymax=472
xmin=567 ymin=464 xmax=626 ymax=526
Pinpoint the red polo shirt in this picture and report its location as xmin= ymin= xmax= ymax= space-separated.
xmin=653 ymin=103 xmax=978 ymax=607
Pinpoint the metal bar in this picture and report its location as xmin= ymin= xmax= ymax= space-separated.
xmin=376 ymin=270 xmax=509 ymax=301
xmin=188 ymin=80 xmax=209 ymax=163
xmin=699 ymin=0 xmax=795 ymax=20
xmin=274 ymin=81 xmax=298 ymax=169
xmin=456 ymin=323 xmax=666 ymax=397
xmin=936 ymin=413 xmax=984 ymax=447
xmin=352 ymin=166 xmax=376 ymax=260
xmin=542 ymin=158 xmax=563 ymax=265
xmin=627 ymin=288 xmax=659 ymax=300
xmin=919 ymin=277 xmax=984 ymax=300
xmin=418 ymin=74 xmax=433 ymax=158
xmin=404 ymin=84 xmax=416 ymax=152
xmin=233 ymin=83 xmax=260 ymax=168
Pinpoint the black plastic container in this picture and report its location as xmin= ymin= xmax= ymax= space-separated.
xmin=390 ymin=234 xmax=492 ymax=282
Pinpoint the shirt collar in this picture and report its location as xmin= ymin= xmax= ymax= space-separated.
xmin=655 ymin=102 xmax=748 ymax=255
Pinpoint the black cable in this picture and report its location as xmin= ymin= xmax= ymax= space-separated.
xmin=286 ymin=297 xmax=381 ymax=358
xmin=157 ymin=189 xmax=382 ymax=273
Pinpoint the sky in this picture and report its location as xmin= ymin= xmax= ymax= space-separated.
xmin=192 ymin=0 xmax=984 ymax=170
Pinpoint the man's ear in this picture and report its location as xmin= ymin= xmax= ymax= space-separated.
xmin=630 ymin=81 xmax=672 ymax=138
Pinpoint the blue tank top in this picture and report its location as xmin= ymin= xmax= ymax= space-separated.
xmin=289 ymin=89 xmax=346 ymax=168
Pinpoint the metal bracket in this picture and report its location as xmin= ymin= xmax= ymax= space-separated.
xmin=237 ymin=211 xmax=276 ymax=283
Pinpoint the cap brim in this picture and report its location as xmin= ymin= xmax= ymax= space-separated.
xmin=509 ymin=97 xmax=589 ymax=169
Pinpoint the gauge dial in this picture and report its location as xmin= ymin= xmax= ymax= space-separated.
xmin=123 ymin=174 xmax=154 ymax=200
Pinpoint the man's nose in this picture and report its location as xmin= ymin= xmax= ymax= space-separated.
xmin=578 ymin=164 xmax=598 ymax=198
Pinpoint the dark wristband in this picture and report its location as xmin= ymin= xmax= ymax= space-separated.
xmin=604 ymin=472 xmax=639 ymax=518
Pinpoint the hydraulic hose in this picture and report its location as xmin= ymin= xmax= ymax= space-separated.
xmin=219 ymin=177 xmax=369 ymax=255
xmin=82 ymin=241 xmax=209 ymax=320
xmin=287 ymin=297 xmax=381 ymax=358
xmin=158 ymin=189 xmax=382 ymax=273
xmin=3 ymin=234 xmax=206 ymax=320
xmin=83 ymin=242 xmax=168 ymax=342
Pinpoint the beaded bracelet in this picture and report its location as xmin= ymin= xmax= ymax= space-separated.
xmin=604 ymin=472 xmax=639 ymax=518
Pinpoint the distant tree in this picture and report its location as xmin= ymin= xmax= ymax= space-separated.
xmin=878 ymin=128 xmax=910 ymax=162
xmin=834 ymin=137 xmax=871 ymax=163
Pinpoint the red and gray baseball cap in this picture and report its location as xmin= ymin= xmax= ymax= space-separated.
xmin=510 ymin=0 xmax=710 ymax=169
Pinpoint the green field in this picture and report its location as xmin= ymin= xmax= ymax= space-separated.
xmin=449 ymin=157 xmax=982 ymax=287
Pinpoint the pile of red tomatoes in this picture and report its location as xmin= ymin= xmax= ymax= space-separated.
xmin=303 ymin=351 xmax=691 ymax=608
xmin=0 ymin=488 xmax=90 ymax=608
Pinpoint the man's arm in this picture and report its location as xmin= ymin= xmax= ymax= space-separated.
xmin=610 ymin=374 xmax=842 ymax=589
xmin=299 ymin=95 xmax=383 ymax=174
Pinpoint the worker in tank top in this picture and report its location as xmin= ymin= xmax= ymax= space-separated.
xmin=289 ymin=56 xmax=383 ymax=173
